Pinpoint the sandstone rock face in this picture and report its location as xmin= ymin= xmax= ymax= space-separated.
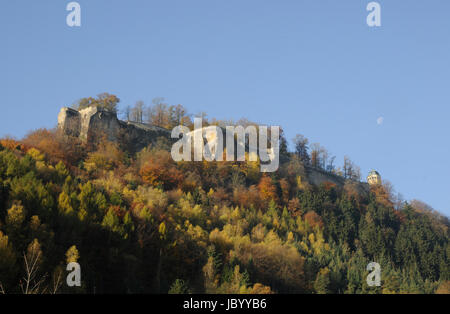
xmin=58 ymin=106 xmax=172 ymax=152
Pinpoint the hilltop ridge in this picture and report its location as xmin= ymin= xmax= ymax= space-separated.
xmin=57 ymin=106 xmax=370 ymax=191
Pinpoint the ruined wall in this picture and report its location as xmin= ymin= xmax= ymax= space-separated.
xmin=305 ymin=165 xmax=370 ymax=193
xmin=58 ymin=106 xmax=172 ymax=152
xmin=305 ymin=166 xmax=345 ymax=187
xmin=57 ymin=107 xmax=81 ymax=137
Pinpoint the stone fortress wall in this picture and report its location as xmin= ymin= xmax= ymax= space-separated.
xmin=58 ymin=106 xmax=171 ymax=153
xmin=305 ymin=165 xmax=370 ymax=192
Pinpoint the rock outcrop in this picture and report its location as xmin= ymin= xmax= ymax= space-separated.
xmin=58 ymin=106 xmax=172 ymax=152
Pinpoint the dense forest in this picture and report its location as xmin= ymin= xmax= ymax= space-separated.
xmin=0 ymin=94 xmax=449 ymax=294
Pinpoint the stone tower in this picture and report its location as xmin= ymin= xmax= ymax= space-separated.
xmin=58 ymin=106 xmax=121 ymax=142
xmin=367 ymin=170 xmax=381 ymax=185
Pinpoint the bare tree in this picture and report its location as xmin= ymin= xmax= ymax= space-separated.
xmin=195 ymin=111 xmax=208 ymax=126
xmin=148 ymin=98 xmax=170 ymax=127
xmin=1 ymin=239 xmax=64 ymax=295
xmin=21 ymin=240 xmax=47 ymax=294
xmin=343 ymin=156 xmax=351 ymax=178
xmin=343 ymin=156 xmax=361 ymax=181
xmin=326 ymin=156 xmax=336 ymax=172
xmin=293 ymin=134 xmax=310 ymax=165
xmin=310 ymin=143 xmax=322 ymax=168
xmin=319 ymin=146 xmax=329 ymax=169
xmin=394 ymin=193 xmax=405 ymax=211
xmin=131 ymin=101 xmax=145 ymax=123
xmin=122 ymin=105 xmax=131 ymax=121
xmin=50 ymin=267 xmax=64 ymax=294
xmin=310 ymin=143 xmax=332 ymax=170
xmin=167 ymin=104 xmax=186 ymax=128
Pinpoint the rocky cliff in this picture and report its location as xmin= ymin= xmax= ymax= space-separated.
xmin=57 ymin=106 xmax=172 ymax=152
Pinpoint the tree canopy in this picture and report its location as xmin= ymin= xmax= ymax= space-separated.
xmin=0 ymin=98 xmax=448 ymax=294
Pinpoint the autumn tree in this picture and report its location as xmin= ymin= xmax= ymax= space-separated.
xmin=304 ymin=211 xmax=324 ymax=229
xmin=140 ymin=150 xmax=183 ymax=190
xmin=75 ymin=93 xmax=120 ymax=113
xmin=435 ymin=281 xmax=450 ymax=294
xmin=23 ymin=128 xmax=85 ymax=165
xmin=257 ymin=175 xmax=278 ymax=205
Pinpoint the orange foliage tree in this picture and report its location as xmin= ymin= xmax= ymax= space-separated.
xmin=0 ymin=138 xmax=26 ymax=151
xmin=304 ymin=211 xmax=324 ymax=229
xmin=22 ymin=128 xmax=85 ymax=165
xmin=258 ymin=175 xmax=278 ymax=205
xmin=139 ymin=150 xmax=183 ymax=190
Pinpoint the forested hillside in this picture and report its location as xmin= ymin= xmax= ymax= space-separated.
xmin=0 ymin=98 xmax=448 ymax=294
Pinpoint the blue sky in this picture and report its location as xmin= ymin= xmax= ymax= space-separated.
xmin=1 ymin=1 xmax=449 ymax=216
